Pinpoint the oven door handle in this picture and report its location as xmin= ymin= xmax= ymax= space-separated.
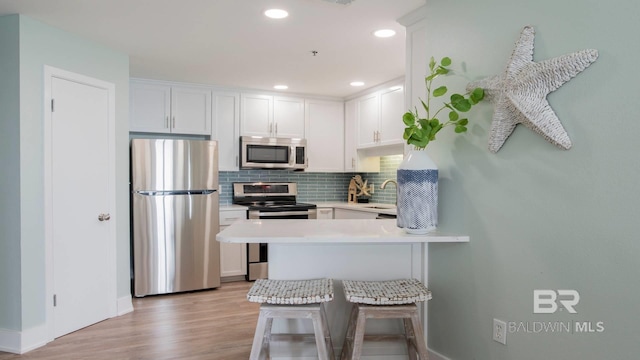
xmin=255 ymin=211 xmax=311 ymax=217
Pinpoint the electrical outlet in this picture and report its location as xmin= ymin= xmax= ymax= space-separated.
xmin=493 ymin=318 xmax=507 ymax=345
xmin=369 ymin=184 xmax=374 ymax=194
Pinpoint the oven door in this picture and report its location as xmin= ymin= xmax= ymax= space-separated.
xmin=245 ymin=208 xmax=317 ymax=281
xmin=248 ymin=209 xmax=317 ymax=219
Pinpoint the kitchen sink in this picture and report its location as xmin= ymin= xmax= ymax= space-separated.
xmin=361 ymin=205 xmax=396 ymax=209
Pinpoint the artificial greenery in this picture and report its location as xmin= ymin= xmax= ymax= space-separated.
xmin=403 ymin=56 xmax=485 ymax=149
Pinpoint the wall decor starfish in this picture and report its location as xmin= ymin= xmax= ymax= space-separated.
xmin=467 ymin=25 xmax=598 ymax=153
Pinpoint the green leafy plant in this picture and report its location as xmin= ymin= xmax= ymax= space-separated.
xmin=403 ymin=56 xmax=485 ymax=149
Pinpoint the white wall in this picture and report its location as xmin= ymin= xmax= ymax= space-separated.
xmin=416 ymin=0 xmax=640 ymax=359
xmin=0 ymin=14 xmax=130 ymax=333
xmin=0 ymin=14 xmax=22 ymax=331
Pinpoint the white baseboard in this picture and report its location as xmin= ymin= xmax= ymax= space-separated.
xmin=0 ymin=324 xmax=48 ymax=354
xmin=428 ymin=347 xmax=452 ymax=360
xmin=117 ymin=295 xmax=134 ymax=316
xmin=0 ymin=328 xmax=20 ymax=354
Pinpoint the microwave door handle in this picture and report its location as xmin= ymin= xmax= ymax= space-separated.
xmin=290 ymin=146 xmax=295 ymax=167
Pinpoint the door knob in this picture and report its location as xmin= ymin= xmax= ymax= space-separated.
xmin=98 ymin=213 xmax=111 ymax=221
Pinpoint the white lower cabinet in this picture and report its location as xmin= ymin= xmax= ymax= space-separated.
xmin=219 ymin=208 xmax=247 ymax=278
xmin=333 ymin=208 xmax=379 ymax=219
xmin=316 ymin=207 xmax=334 ymax=219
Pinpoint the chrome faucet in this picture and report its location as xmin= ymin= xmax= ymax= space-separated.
xmin=380 ymin=179 xmax=398 ymax=205
xmin=380 ymin=179 xmax=397 ymax=190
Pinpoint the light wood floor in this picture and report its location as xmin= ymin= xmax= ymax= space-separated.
xmin=0 ymin=281 xmax=260 ymax=360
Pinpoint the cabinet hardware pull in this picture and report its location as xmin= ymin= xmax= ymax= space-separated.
xmin=166 ymin=116 xmax=169 ymax=128
xmin=269 ymin=123 xmax=273 ymax=134
xmin=275 ymin=122 xmax=278 ymax=135
xmin=172 ymin=116 xmax=176 ymax=128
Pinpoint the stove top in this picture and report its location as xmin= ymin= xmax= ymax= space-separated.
xmin=232 ymin=182 xmax=316 ymax=211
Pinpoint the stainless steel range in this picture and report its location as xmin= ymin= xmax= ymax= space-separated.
xmin=232 ymin=182 xmax=317 ymax=280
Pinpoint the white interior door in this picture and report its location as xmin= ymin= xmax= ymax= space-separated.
xmin=46 ymin=68 xmax=116 ymax=338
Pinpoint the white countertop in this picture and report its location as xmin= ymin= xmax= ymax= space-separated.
xmin=216 ymin=219 xmax=469 ymax=243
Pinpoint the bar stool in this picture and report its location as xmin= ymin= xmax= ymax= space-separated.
xmin=247 ymin=278 xmax=336 ymax=360
xmin=340 ymin=278 xmax=432 ymax=360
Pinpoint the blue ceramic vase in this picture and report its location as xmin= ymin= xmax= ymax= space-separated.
xmin=396 ymin=150 xmax=438 ymax=234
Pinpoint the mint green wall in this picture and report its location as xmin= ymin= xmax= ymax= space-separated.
xmin=0 ymin=15 xmax=130 ymax=332
xmin=423 ymin=0 xmax=640 ymax=359
xmin=0 ymin=15 xmax=22 ymax=331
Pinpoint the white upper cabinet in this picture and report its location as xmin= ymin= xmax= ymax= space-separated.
xmin=273 ymin=96 xmax=305 ymax=138
xmin=240 ymin=93 xmax=273 ymax=137
xmin=170 ymin=86 xmax=213 ymax=135
xmin=356 ymin=81 xmax=405 ymax=149
xmin=130 ymin=80 xmax=212 ymax=135
xmin=305 ymin=99 xmax=344 ymax=172
xmin=212 ymin=91 xmax=240 ymax=171
xmin=379 ymin=85 xmax=406 ymax=145
xmin=344 ymin=99 xmax=358 ymax=172
xmin=240 ymin=94 xmax=305 ymax=138
xmin=130 ymin=82 xmax=171 ymax=133
xmin=357 ymin=93 xmax=379 ymax=148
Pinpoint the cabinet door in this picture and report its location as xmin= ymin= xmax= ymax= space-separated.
xmin=333 ymin=208 xmax=378 ymax=219
xmin=241 ymin=93 xmax=273 ymax=137
xmin=170 ymin=86 xmax=212 ymax=135
xmin=379 ymin=85 xmax=405 ymax=145
xmin=212 ymin=92 xmax=240 ymax=171
xmin=305 ymin=99 xmax=344 ymax=172
xmin=219 ymin=230 xmax=247 ymax=277
xmin=357 ymin=93 xmax=379 ymax=148
xmin=273 ymin=96 xmax=305 ymax=138
xmin=219 ymin=210 xmax=247 ymax=277
xmin=344 ymin=99 xmax=357 ymax=171
xmin=316 ymin=208 xmax=334 ymax=219
xmin=130 ymin=82 xmax=171 ymax=133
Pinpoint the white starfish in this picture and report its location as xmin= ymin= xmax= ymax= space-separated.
xmin=468 ymin=26 xmax=598 ymax=153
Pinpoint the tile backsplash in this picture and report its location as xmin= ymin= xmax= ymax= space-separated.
xmin=219 ymin=155 xmax=403 ymax=205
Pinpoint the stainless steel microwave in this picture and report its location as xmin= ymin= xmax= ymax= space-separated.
xmin=240 ymin=136 xmax=307 ymax=170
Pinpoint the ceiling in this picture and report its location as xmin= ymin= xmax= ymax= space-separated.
xmin=0 ymin=0 xmax=425 ymax=98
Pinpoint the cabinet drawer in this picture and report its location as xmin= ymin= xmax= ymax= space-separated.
xmin=219 ymin=209 xmax=247 ymax=226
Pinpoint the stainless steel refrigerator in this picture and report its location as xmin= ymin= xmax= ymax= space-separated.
xmin=131 ymin=139 xmax=220 ymax=297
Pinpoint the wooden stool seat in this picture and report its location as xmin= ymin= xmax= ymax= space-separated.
xmin=247 ymin=278 xmax=335 ymax=360
xmin=340 ymin=279 xmax=432 ymax=360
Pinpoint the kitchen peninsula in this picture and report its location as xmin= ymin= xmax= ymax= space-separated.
xmin=217 ymin=219 xmax=469 ymax=358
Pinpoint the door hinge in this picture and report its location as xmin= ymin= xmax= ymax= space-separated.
xmin=53 ymin=294 xmax=57 ymax=307
xmin=51 ymin=99 xmax=55 ymax=112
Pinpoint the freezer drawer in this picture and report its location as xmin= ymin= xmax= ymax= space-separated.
xmin=133 ymin=192 xmax=220 ymax=296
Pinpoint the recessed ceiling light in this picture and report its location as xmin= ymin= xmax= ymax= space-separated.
xmin=350 ymin=81 xmax=365 ymax=87
xmin=274 ymin=85 xmax=289 ymax=90
xmin=264 ymin=9 xmax=289 ymax=19
xmin=373 ymin=29 xmax=396 ymax=38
